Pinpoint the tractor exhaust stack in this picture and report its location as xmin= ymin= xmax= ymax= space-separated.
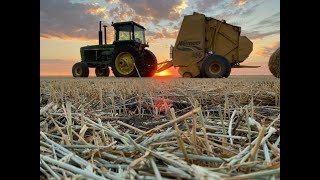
xmin=98 ymin=21 xmax=102 ymax=45
xmin=103 ymin=25 xmax=107 ymax=45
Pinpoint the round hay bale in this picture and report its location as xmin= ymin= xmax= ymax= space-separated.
xmin=268 ymin=47 xmax=280 ymax=78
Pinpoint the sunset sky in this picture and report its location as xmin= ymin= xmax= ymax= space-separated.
xmin=40 ymin=0 xmax=280 ymax=77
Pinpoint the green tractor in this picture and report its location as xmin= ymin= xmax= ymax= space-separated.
xmin=72 ymin=21 xmax=158 ymax=77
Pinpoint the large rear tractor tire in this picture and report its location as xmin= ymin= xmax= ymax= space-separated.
xmin=268 ymin=47 xmax=280 ymax=78
xmin=111 ymin=45 xmax=144 ymax=77
xmin=95 ymin=66 xmax=110 ymax=77
xmin=72 ymin=62 xmax=89 ymax=77
xmin=201 ymin=55 xmax=231 ymax=78
xmin=141 ymin=49 xmax=158 ymax=77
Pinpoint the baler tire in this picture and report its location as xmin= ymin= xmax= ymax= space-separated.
xmin=201 ymin=55 xmax=231 ymax=78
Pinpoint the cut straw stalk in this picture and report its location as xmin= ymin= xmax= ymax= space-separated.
xmin=249 ymin=126 xmax=266 ymax=162
xmin=40 ymin=158 xmax=61 ymax=179
xmin=170 ymin=108 xmax=189 ymax=162
xmin=99 ymin=87 xmax=103 ymax=109
xmin=135 ymin=107 xmax=201 ymax=142
xmin=198 ymin=108 xmax=213 ymax=153
xmin=40 ymin=132 xmax=91 ymax=168
xmin=117 ymin=120 xmax=146 ymax=134
xmin=218 ymin=105 xmax=227 ymax=154
xmin=41 ymin=155 xmax=106 ymax=180
xmin=228 ymin=110 xmax=236 ymax=145
xmin=196 ymin=132 xmax=247 ymax=140
xmin=51 ymin=112 xmax=130 ymax=145
xmin=150 ymin=158 xmax=162 ymax=180
xmin=221 ymin=168 xmax=280 ymax=180
xmin=41 ymin=78 xmax=280 ymax=178
xmin=40 ymin=102 xmax=54 ymax=116
xmin=66 ymin=101 xmax=73 ymax=144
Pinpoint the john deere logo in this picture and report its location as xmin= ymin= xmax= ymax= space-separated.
xmin=176 ymin=41 xmax=202 ymax=51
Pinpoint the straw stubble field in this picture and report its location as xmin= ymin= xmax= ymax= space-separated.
xmin=40 ymin=76 xmax=280 ymax=180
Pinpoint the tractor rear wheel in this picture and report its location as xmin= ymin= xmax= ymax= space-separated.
xmin=95 ymin=66 xmax=110 ymax=77
xmin=72 ymin=62 xmax=89 ymax=77
xmin=111 ymin=45 xmax=144 ymax=77
xmin=141 ymin=49 xmax=158 ymax=77
xmin=201 ymin=55 xmax=231 ymax=78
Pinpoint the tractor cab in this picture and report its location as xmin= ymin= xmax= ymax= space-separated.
xmin=112 ymin=21 xmax=148 ymax=48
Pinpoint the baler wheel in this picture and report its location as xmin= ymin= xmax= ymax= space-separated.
xmin=201 ymin=55 xmax=231 ymax=78
xmin=183 ymin=72 xmax=193 ymax=78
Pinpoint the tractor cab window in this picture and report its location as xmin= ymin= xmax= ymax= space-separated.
xmin=134 ymin=25 xmax=145 ymax=44
xmin=118 ymin=25 xmax=133 ymax=41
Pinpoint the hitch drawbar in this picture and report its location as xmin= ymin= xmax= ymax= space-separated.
xmin=156 ymin=60 xmax=173 ymax=73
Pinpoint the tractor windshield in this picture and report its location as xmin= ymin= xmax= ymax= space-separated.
xmin=117 ymin=25 xmax=133 ymax=41
xmin=134 ymin=25 xmax=146 ymax=44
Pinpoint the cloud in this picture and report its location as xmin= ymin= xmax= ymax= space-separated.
xmin=193 ymin=0 xmax=223 ymax=12
xmin=242 ymin=12 xmax=280 ymax=40
xmin=256 ymin=41 xmax=280 ymax=57
xmin=237 ymin=0 xmax=248 ymax=6
xmin=191 ymin=0 xmax=264 ymax=20
xmin=41 ymin=0 xmax=107 ymax=40
xmin=117 ymin=0 xmax=186 ymax=22
xmin=217 ymin=0 xmax=265 ymax=20
xmin=40 ymin=0 xmax=277 ymax=44
xmin=40 ymin=0 xmax=181 ymax=43
xmin=242 ymin=30 xmax=280 ymax=40
xmin=146 ymin=28 xmax=179 ymax=43
xmin=147 ymin=28 xmax=178 ymax=39
xmin=253 ymin=12 xmax=280 ymax=29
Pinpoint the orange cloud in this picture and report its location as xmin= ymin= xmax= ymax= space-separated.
xmin=40 ymin=33 xmax=96 ymax=42
xmin=174 ymin=0 xmax=188 ymax=13
xmin=238 ymin=0 xmax=248 ymax=6
xmin=256 ymin=41 xmax=280 ymax=57
xmin=87 ymin=7 xmax=107 ymax=15
xmin=109 ymin=0 xmax=120 ymax=4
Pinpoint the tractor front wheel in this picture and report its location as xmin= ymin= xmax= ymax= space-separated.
xmin=95 ymin=66 xmax=110 ymax=77
xmin=201 ymin=55 xmax=231 ymax=78
xmin=72 ymin=62 xmax=89 ymax=77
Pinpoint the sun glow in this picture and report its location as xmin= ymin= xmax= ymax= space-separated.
xmin=155 ymin=70 xmax=172 ymax=77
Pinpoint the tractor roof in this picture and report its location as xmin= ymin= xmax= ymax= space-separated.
xmin=112 ymin=21 xmax=145 ymax=30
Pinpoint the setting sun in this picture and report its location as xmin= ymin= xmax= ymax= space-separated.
xmin=155 ymin=70 xmax=172 ymax=77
